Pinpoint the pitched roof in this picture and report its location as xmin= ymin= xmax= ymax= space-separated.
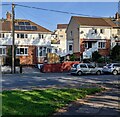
xmin=57 ymin=24 xmax=68 ymax=29
xmin=72 ymin=16 xmax=117 ymax=27
xmin=0 ymin=19 xmax=52 ymax=33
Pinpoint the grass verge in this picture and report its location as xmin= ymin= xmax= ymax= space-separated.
xmin=2 ymin=88 xmax=104 ymax=117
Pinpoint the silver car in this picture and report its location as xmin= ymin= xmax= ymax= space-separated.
xmin=70 ymin=63 xmax=103 ymax=76
xmin=103 ymin=63 xmax=120 ymax=75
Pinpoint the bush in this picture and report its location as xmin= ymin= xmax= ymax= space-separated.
xmin=69 ymin=54 xmax=76 ymax=61
xmin=92 ymin=51 xmax=101 ymax=62
xmin=110 ymin=44 xmax=120 ymax=61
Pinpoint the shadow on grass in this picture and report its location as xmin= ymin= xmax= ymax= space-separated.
xmin=2 ymin=88 xmax=103 ymax=117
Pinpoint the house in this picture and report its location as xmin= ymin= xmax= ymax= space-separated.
xmin=66 ymin=15 xmax=118 ymax=60
xmin=110 ymin=12 xmax=120 ymax=48
xmin=0 ymin=12 xmax=54 ymax=65
xmin=51 ymin=24 xmax=68 ymax=57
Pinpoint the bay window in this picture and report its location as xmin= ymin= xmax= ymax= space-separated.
xmin=16 ymin=47 xmax=28 ymax=56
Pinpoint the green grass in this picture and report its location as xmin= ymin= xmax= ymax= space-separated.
xmin=2 ymin=88 xmax=104 ymax=117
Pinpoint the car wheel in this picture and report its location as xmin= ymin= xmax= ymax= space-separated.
xmin=96 ymin=71 xmax=101 ymax=75
xmin=77 ymin=71 xmax=82 ymax=76
xmin=112 ymin=70 xmax=118 ymax=75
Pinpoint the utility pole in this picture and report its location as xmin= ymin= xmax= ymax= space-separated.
xmin=12 ymin=3 xmax=15 ymax=73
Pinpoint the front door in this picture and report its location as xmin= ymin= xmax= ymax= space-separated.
xmin=88 ymin=42 xmax=92 ymax=49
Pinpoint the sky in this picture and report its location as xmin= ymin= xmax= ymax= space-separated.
xmin=1 ymin=2 xmax=118 ymax=31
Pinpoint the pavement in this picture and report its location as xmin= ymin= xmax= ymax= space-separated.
xmin=1 ymin=67 xmax=120 ymax=116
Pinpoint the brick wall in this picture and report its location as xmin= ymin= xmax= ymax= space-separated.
xmin=98 ymin=40 xmax=111 ymax=56
xmin=17 ymin=46 xmax=37 ymax=65
xmin=42 ymin=61 xmax=80 ymax=73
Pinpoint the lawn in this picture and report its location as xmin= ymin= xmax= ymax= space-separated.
xmin=2 ymin=88 xmax=103 ymax=117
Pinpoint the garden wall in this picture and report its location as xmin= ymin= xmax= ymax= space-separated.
xmin=42 ymin=61 xmax=80 ymax=73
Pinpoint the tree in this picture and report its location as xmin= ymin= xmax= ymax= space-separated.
xmin=110 ymin=44 xmax=120 ymax=61
xmin=92 ymin=51 xmax=101 ymax=62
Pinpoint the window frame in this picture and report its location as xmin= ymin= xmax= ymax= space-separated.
xmin=69 ymin=44 xmax=73 ymax=51
xmin=98 ymin=42 xmax=106 ymax=49
xmin=0 ymin=46 xmax=6 ymax=56
xmin=16 ymin=47 xmax=28 ymax=56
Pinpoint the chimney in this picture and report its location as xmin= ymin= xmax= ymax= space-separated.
xmin=6 ymin=12 xmax=12 ymax=20
xmin=115 ymin=12 xmax=120 ymax=20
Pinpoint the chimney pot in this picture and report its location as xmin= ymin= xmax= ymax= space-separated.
xmin=6 ymin=12 xmax=12 ymax=20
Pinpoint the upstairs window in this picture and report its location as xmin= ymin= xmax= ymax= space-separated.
xmin=17 ymin=34 xmax=28 ymax=38
xmin=69 ymin=45 xmax=73 ymax=51
xmin=59 ymin=35 xmax=63 ymax=38
xmin=0 ymin=33 xmax=5 ymax=38
xmin=70 ymin=31 xmax=73 ymax=36
xmin=94 ymin=29 xmax=97 ymax=34
xmin=100 ymin=29 xmax=104 ymax=34
xmin=39 ymin=34 xmax=44 ymax=39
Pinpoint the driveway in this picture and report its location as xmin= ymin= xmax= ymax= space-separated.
xmin=1 ymin=72 xmax=120 ymax=90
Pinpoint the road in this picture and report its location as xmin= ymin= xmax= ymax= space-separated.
xmin=1 ymin=69 xmax=120 ymax=116
xmin=1 ymin=72 xmax=120 ymax=90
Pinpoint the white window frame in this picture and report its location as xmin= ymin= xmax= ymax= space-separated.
xmin=17 ymin=33 xmax=28 ymax=38
xmin=0 ymin=46 xmax=6 ymax=56
xmin=69 ymin=44 xmax=73 ymax=51
xmin=16 ymin=47 xmax=28 ymax=56
xmin=100 ymin=29 xmax=105 ymax=34
xmin=98 ymin=42 xmax=106 ymax=49
xmin=39 ymin=34 xmax=44 ymax=39
xmin=0 ymin=33 xmax=5 ymax=38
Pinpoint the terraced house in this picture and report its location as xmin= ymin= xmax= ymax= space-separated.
xmin=66 ymin=13 xmax=119 ymax=60
xmin=0 ymin=12 xmax=53 ymax=65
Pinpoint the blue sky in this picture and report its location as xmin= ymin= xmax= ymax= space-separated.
xmin=2 ymin=2 xmax=118 ymax=31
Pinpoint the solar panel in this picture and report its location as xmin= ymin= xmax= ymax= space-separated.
xmin=31 ymin=26 xmax=37 ymax=30
xmin=15 ymin=26 xmax=19 ymax=30
xmin=26 ymin=26 xmax=32 ymax=30
xmin=25 ymin=22 xmax=30 ymax=25
xmin=18 ymin=22 xmax=25 ymax=25
xmin=20 ymin=26 xmax=26 ymax=30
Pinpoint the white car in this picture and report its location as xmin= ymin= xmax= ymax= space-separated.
xmin=70 ymin=63 xmax=103 ymax=75
xmin=103 ymin=63 xmax=120 ymax=75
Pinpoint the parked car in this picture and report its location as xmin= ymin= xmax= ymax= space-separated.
xmin=103 ymin=63 xmax=120 ymax=75
xmin=70 ymin=63 xmax=103 ymax=75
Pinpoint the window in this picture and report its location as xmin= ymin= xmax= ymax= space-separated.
xmin=70 ymin=31 xmax=72 ymax=36
xmin=59 ymin=35 xmax=63 ymax=38
xmin=88 ymin=64 xmax=95 ymax=68
xmin=98 ymin=42 xmax=106 ymax=49
xmin=55 ymin=49 xmax=57 ymax=53
xmin=16 ymin=47 xmax=28 ymax=56
xmin=80 ymin=64 xmax=87 ymax=68
xmin=94 ymin=29 xmax=97 ymax=34
xmin=21 ymin=34 xmax=24 ymax=38
xmin=39 ymin=34 xmax=44 ymax=39
xmin=17 ymin=34 xmax=28 ymax=38
xmin=84 ymin=42 xmax=88 ymax=48
xmin=47 ymin=48 xmax=51 ymax=53
xmin=0 ymin=47 xmax=6 ymax=56
xmin=0 ymin=33 xmax=5 ymax=38
xmin=69 ymin=45 xmax=73 ymax=51
xmin=100 ymin=29 xmax=104 ymax=34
